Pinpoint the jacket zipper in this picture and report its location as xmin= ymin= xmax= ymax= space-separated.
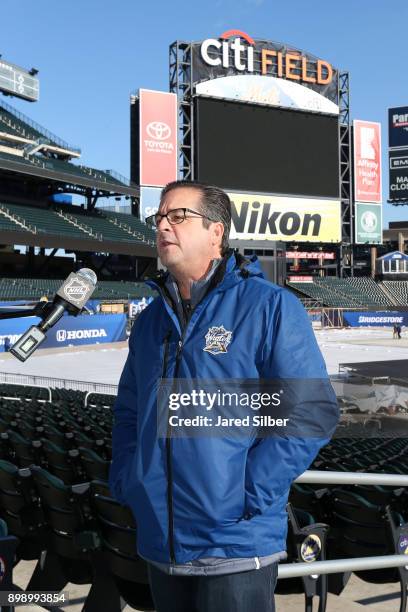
xmin=165 ymin=297 xmax=217 ymax=563
xmin=150 ymin=255 xmax=247 ymax=565
xmin=166 ymin=331 xmax=187 ymax=564
xmin=160 ymin=290 xmax=215 ymax=564
xmin=161 ymin=331 xmax=171 ymax=379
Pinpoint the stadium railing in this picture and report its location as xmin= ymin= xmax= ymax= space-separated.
xmin=0 ymin=372 xmax=117 ymax=396
xmin=0 ymin=99 xmax=81 ymax=154
xmin=282 ymin=474 xmax=408 ymax=560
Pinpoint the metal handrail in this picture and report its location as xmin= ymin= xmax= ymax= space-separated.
xmin=0 ymin=203 xmax=37 ymax=234
xmin=56 ymin=209 xmax=103 ymax=240
xmin=104 ymin=169 xmax=133 ymax=186
xmin=78 ymin=165 xmax=133 ymax=187
xmin=0 ymin=380 xmax=51 ymax=402
xmin=84 ymin=390 xmax=116 ymax=407
xmin=282 ymin=469 xmax=408 ymax=579
xmin=279 ymin=555 xmax=408 ymax=579
xmin=0 ymin=371 xmax=117 ymax=395
xmin=0 ymin=99 xmax=81 ymax=154
xmin=296 ymin=470 xmax=408 ymax=487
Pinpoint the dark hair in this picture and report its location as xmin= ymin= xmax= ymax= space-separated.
xmin=160 ymin=180 xmax=231 ymax=256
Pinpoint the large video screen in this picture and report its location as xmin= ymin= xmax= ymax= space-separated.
xmin=194 ymin=97 xmax=339 ymax=198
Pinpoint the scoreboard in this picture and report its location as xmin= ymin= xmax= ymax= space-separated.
xmin=0 ymin=59 xmax=39 ymax=102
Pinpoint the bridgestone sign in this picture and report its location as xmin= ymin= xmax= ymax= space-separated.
xmin=343 ymin=311 xmax=408 ymax=327
xmin=358 ymin=316 xmax=403 ymax=323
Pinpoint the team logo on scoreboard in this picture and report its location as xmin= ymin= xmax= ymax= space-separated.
xmin=204 ymin=326 xmax=232 ymax=355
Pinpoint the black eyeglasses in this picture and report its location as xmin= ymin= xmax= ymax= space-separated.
xmin=145 ymin=207 xmax=216 ymax=228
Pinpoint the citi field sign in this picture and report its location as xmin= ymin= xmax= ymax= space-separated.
xmin=193 ymin=30 xmax=339 ymax=113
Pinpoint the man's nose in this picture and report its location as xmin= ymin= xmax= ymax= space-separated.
xmin=156 ymin=215 xmax=171 ymax=230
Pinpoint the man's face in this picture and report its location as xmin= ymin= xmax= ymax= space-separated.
xmin=156 ymin=187 xmax=221 ymax=275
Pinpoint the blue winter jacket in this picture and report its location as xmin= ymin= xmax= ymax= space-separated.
xmin=109 ymin=252 xmax=339 ymax=564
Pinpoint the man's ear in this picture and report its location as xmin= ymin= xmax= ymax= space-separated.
xmin=212 ymin=222 xmax=224 ymax=249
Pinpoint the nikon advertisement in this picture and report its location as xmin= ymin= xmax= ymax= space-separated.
xmin=227 ymin=192 xmax=341 ymax=243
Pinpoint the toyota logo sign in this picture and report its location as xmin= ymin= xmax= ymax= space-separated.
xmin=56 ymin=329 xmax=67 ymax=342
xmin=146 ymin=121 xmax=171 ymax=140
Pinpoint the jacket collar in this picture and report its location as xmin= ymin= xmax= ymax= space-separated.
xmin=146 ymin=250 xmax=264 ymax=298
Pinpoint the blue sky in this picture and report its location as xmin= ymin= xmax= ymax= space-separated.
xmin=1 ymin=0 xmax=407 ymax=226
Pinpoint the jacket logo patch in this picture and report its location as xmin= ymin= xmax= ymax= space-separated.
xmin=203 ymin=326 xmax=232 ymax=355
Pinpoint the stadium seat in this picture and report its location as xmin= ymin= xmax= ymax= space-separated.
xmin=90 ymin=480 xmax=154 ymax=611
xmin=276 ymin=503 xmax=329 ymax=612
xmin=1 ymin=431 xmax=41 ymax=469
xmin=79 ymin=447 xmax=110 ymax=482
xmin=0 ymin=516 xmax=19 ymax=599
xmin=0 ymin=461 xmax=47 ymax=562
xmin=287 ymin=276 xmax=398 ymax=308
xmin=327 ymin=489 xmax=408 ymax=611
xmin=383 ymin=281 xmax=408 ymax=306
xmin=38 ymin=439 xmax=81 ymax=485
xmin=289 ymin=484 xmax=330 ymax=523
xmin=0 ymin=274 xmax=156 ymax=301
xmin=26 ymin=467 xmax=102 ymax=597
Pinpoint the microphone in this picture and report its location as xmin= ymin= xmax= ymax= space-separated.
xmin=10 ymin=268 xmax=98 ymax=362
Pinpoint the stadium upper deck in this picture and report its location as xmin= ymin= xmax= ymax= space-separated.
xmin=0 ymin=95 xmax=157 ymax=270
xmin=0 ymin=99 xmax=138 ymax=196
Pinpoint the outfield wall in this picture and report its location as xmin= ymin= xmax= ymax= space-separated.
xmin=0 ymin=313 xmax=127 ymax=352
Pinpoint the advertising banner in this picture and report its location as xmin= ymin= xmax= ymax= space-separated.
xmin=140 ymin=186 xmax=162 ymax=221
xmin=0 ymin=313 xmax=127 ymax=353
xmin=286 ymin=252 xmax=335 ymax=259
xmin=355 ymin=202 xmax=382 ymax=244
xmin=129 ymin=297 xmax=154 ymax=318
xmin=288 ymin=276 xmax=313 ymax=282
xmin=227 ymin=193 xmax=341 ymax=243
xmin=388 ymin=107 xmax=408 ymax=148
xmin=191 ymin=31 xmax=339 ymax=104
xmin=389 ymin=149 xmax=408 ymax=199
xmin=343 ymin=312 xmax=408 ymax=327
xmin=353 ymin=120 xmax=382 ymax=203
xmin=139 ymin=89 xmax=177 ymax=187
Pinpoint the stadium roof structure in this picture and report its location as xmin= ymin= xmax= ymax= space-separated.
xmin=0 ymin=154 xmax=139 ymax=198
xmin=377 ymin=251 xmax=408 ymax=262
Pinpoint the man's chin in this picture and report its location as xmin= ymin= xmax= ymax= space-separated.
xmin=158 ymin=253 xmax=179 ymax=269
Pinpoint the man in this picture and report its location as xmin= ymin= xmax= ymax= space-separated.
xmin=109 ymin=180 xmax=339 ymax=612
